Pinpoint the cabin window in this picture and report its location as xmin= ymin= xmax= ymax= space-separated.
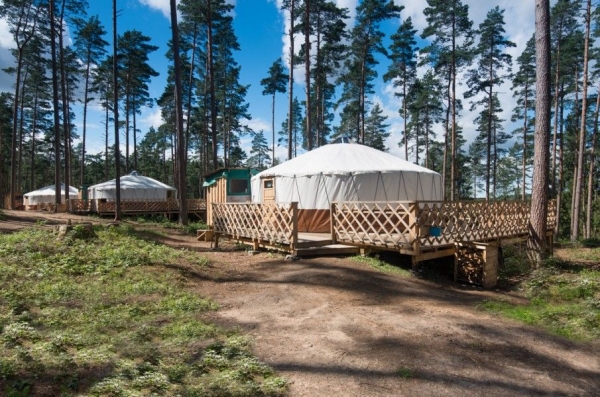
xmin=263 ymin=180 xmax=273 ymax=189
xmin=229 ymin=178 xmax=249 ymax=195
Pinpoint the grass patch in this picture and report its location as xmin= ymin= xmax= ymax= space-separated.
xmin=352 ymin=254 xmax=411 ymax=276
xmin=395 ymin=367 xmax=413 ymax=379
xmin=131 ymin=215 xmax=208 ymax=235
xmin=480 ymin=255 xmax=600 ymax=341
xmin=0 ymin=225 xmax=287 ymax=396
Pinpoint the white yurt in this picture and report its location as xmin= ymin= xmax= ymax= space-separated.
xmin=24 ymin=183 xmax=79 ymax=208
xmin=251 ymin=143 xmax=443 ymax=232
xmin=88 ymin=171 xmax=176 ymax=201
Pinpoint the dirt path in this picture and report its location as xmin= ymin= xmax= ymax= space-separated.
xmin=2 ymin=210 xmax=599 ymax=396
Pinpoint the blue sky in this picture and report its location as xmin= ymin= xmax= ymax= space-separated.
xmin=0 ymin=0 xmax=542 ymax=163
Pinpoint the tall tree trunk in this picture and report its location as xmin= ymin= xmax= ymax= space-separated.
xmin=133 ymin=97 xmax=138 ymax=170
xmin=30 ymin=93 xmax=38 ymax=192
xmin=522 ymin=77 xmax=529 ymax=201
xmin=58 ymin=0 xmax=70 ymax=201
xmin=170 ymin=0 xmax=187 ymax=224
xmin=185 ymin=23 xmax=198 ymax=164
xmin=555 ymin=96 xmax=565 ymax=241
xmin=81 ymin=56 xmax=91 ymax=188
xmin=304 ymin=0 xmax=312 ymax=150
xmin=585 ymin=86 xmax=600 ymax=238
xmin=271 ymin=93 xmax=276 ymax=165
xmin=287 ymin=0 xmax=295 ymax=160
xmin=104 ymin=99 xmax=109 ymax=180
xmin=571 ymin=0 xmax=591 ymax=241
xmin=207 ymin=0 xmax=218 ymax=169
xmin=528 ymin=0 xmax=551 ymax=265
xmin=113 ymin=0 xmax=121 ymax=221
xmin=550 ymin=32 xmax=562 ymax=194
xmin=49 ymin=0 xmax=62 ymax=209
xmin=17 ymin=71 xmax=27 ymax=194
xmin=10 ymin=2 xmax=38 ymax=209
xmin=450 ymin=4 xmax=457 ymax=202
xmin=571 ymin=66 xmax=580 ymax=235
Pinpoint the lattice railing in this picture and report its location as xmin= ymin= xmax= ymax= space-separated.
xmin=415 ymin=200 xmax=557 ymax=247
xmin=332 ymin=200 xmax=557 ymax=252
xmin=331 ymin=202 xmax=418 ymax=252
xmin=212 ymin=202 xmax=298 ymax=247
xmin=92 ymin=198 xmax=206 ymax=214
xmin=69 ymin=199 xmax=90 ymax=213
xmin=188 ymin=199 xmax=207 ymax=211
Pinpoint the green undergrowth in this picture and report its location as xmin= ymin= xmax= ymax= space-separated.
xmin=132 ymin=215 xmax=208 ymax=235
xmin=481 ymin=254 xmax=600 ymax=341
xmin=352 ymin=254 xmax=411 ymax=276
xmin=0 ymin=225 xmax=287 ymax=396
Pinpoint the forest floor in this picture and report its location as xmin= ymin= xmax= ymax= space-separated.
xmin=1 ymin=209 xmax=599 ymax=396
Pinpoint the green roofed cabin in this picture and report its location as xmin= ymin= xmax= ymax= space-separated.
xmin=203 ymin=168 xmax=259 ymax=225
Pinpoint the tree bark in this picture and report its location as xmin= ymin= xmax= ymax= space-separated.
xmin=304 ymin=0 xmax=312 ymax=150
xmin=113 ymin=0 xmax=121 ymax=220
xmin=528 ymin=0 xmax=551 ymax=265
xmin=287 ymin=0 xmax=295 ymax=160
xmin=49 ymin=0 xmax=62 ymax=209
xmin=170 ymin=0 xmax=188 ymax=224
xmin=571 ymin=0 xmax=591 ymax=241
xmin=585 ymin=85 xmax=599 ymax=238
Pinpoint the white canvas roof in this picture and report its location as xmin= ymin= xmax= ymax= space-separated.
xmin=24 ymin=183 xmax=78 ymax=205
xmin=88 ymin=171 xmax=176 ymax=201
xmin=255 ymin=143 xmax=439 ymax=178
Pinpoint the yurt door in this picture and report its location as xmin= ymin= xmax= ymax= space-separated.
xmin=262 ymin=179 xmax=275 ymax=203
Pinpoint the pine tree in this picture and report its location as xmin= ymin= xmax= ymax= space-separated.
xmin=464 ymin=6 xmax=515 ymax=200
xmin=74 ymin=15 xmax=108 ymax=189
xmin=405 ymin=70 xmax=443 ymax=167
xmin=278 ymin=97 xmax=304 ymax=158
xmin=117 ymin=30 xmax=159 ymax=173
xmin=384 ymin=17 xmax=418 ymax=161
xmin=261 ymin=59 xmax=288 ymax=165
xmin=363 ymin=103 xmax=389 ymax=151
xmin=511 ymin=35 xmax=536 ymax=200
xmin=421 ymin=0 xmax=473 ymax=200
xmin=337 ymin=0 xmax=402 ymax=144
xmin=310 ymin=0 xmax=348 ymax=147
xmin=248 ymin=130 xmax=270 ymax=169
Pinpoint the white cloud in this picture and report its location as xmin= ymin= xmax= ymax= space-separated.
xmin=0 ymin=18 xmax=15 ymax=49
xmin=245 ymin=117 xmax=271 ymax=133
xmin=138 ymin=0 xmax=171 ymax=18
xmin=140 ymin=106 xmax=164 ymax=130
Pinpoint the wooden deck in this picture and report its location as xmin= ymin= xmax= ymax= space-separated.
xmin=208 ymin=200 xmax=557 ymax=287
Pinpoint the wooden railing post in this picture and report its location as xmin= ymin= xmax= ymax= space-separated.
xmin=411 ymin=201 xmax=421 ymax=255
xmin=291 ymin=202 xmax=298 ymax=249
xmin=330 ymin=202 xmax=337 ymax=244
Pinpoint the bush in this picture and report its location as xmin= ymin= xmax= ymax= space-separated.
xmin=580 ymin=238 xmax=600 ymax=248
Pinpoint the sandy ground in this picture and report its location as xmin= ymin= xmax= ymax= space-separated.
xmin=1 ymin=209 xmax=599 ymax=396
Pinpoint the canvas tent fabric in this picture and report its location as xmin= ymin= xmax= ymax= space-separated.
xmin=251 ymin=143 xmax=442 ymax=232
xmin=88 ymin=171 xmax=176 ymax=201
xmin=24 ymin=183 xmax=79 ymax=205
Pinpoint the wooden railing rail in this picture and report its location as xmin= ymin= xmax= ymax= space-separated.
xmin=212 ymin=202 xmax=298 ymax=248
xmin=332 ymin=200 xmax=557 ymax=253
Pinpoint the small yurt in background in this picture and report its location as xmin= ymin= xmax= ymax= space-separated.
xmin=23 ymin=183 xmax=78 ymax=210
xmin=251 ymin=143 xmax=443 ymax=232
xmin=88 ymin=171 xmax=176 ymax=201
